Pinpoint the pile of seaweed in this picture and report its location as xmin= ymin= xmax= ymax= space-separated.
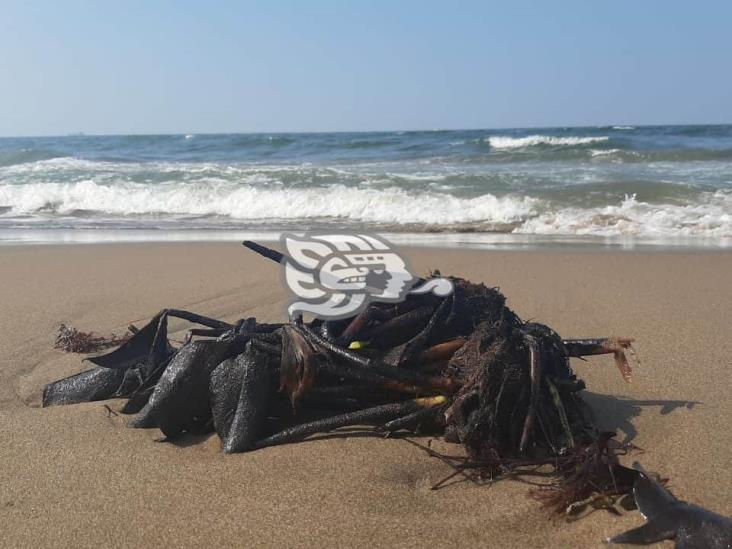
xmin=43 ymin=241 xmax=638 ymax=513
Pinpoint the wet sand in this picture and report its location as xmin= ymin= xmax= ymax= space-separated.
xmin=1 ymin=243 xmax=730 ymax=548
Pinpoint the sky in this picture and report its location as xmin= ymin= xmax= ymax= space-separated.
xmin=1 ymin=0 xmax=730 ymax=136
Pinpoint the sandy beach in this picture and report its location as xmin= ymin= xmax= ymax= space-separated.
xmin=1 ymin=243 xmax=730 ymax=548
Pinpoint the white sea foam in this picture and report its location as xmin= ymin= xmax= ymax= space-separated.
xmin=1 ymin=179 xmax=730 ymax=239
xmin=0 ymin=180 xmax=537 ymax=226
xmin=590 ymin=148 xmax=622 ymax=157
xmin=385 ymin=173 xmax=448 ymax=182
xmin=2 ymin=179 xmax=728 ymax=239
xmin=0 ymin=157 xmax=359 ymax=184
xmin=612 ymin=126 xmax=635 ymax=130
xmin=516 ymin=191 xmax=732 ymax=238
xmin=488 ymin=135 xmax=609 ymax=150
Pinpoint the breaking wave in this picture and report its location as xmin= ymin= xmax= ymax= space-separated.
xmin=0 ymin=180 xmax=537 ymax=227
xmin=590 ymin=148 xmax=623 ymax=157
xmin=487 ymin=135 xmax=609 ymax=150
xmin=1 ymin=126 xmax=731 ymax=245
xmin=517 ymin=191 xmax=732 ymax=238
xmin=1 ymin=179 xmax=730 ymax=239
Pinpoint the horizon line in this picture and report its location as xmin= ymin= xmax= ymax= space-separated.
xmin=2 ymin=121 xmax=731 ymax=140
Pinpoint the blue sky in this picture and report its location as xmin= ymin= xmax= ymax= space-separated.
xmin=1 ymin=1 xmax=730 ymax=135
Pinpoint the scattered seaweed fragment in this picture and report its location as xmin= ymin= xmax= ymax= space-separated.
xmin=406 ymin=432 xmax=639 ymax=517
xmin=532 ymin=432 xmax=640 ymax=516
xmin=43 ymin=241 xmax=642 ymax=514
xmin=54 ymin=324 xmax=132 ymax=353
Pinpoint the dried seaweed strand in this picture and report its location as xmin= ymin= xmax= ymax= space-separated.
xmin=54 ymin=324 xmax=132 ymax=354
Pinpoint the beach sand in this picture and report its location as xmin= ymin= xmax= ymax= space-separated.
xmin=1 ymin=243 xmax=730 ymax=548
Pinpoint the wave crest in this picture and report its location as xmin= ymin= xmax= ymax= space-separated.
xmin=488 ymin=135 xmax=609 ymax=150
xmin=0 ymin=180 xmax=537 ymax=226
xmin=516 ymin=192 xmax=732 ymax=238
xmin=2 ymin=180 xmax=729 ymax=239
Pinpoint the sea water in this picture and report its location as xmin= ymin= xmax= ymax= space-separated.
xmin=1 ymin=126 xmax=730 ymax=248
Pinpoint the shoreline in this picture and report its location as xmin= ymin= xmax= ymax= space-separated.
xmin=1 ymin=243 xmax=730 ymax=547
xmin=1 ymin=228 xmax=730 ymax=252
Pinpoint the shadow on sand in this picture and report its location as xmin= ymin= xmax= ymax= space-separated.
xmin=152 ymin=393 xmax=700 ymax=452
xmin=583 ymin=392 xmax=700 ymax=443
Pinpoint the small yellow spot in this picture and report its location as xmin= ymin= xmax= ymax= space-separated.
xmin=416 ymin=395 xmax=448 ymax=407
xmin=348 ymin=340 xmax=368 ymax=350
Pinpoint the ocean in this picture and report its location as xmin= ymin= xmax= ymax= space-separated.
xmin=1 ymin=125 xmax=731 ymax=248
